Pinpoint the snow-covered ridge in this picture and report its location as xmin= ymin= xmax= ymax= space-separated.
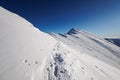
xmin=50 ymin=28 xmax=120 ymax=69
xmin=0 ymin=6 xmax=33 ymax=27
xmin=0 ymin=6 xmax=120 ymax=80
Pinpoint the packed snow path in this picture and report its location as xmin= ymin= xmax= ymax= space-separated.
xmin=43 ymin=42 xmax=120 ymax=80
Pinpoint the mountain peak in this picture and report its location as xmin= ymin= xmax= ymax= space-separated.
xmin=67 ymin=28 xmax=80 ymax=34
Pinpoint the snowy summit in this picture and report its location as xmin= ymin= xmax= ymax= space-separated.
xmin=67 ymin=28 xmax=80 ymax=34
xmin=0 ymin=6 xmax=120 ymax=80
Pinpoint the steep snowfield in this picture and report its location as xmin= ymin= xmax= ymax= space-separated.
xmin=0 ymin=7 xmax=120 ymax=80
xmin=0 ymin=7 xmax=57 ymax=80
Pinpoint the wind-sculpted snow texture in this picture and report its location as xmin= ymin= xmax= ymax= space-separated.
xmin=0 ymin=6 xmax=120 ymax=80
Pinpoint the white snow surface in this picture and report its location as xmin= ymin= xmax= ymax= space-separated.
xmin=0 ymin=7 xmax=120 ymax=80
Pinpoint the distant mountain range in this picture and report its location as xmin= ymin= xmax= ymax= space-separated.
xmin=105 ymin=38 xmax=120 ymax=47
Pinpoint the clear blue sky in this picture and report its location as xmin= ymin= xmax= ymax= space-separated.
xmin=0 ymin=0 xmax=120 ymax=37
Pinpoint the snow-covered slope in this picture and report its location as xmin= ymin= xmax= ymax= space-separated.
xmin=49 ymin=28 xmax=120 ymax=80
xmin=0 ymin=7 xmax=120 ymax=80
xmin=0 ymin=6 xmax=57 ymax=80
